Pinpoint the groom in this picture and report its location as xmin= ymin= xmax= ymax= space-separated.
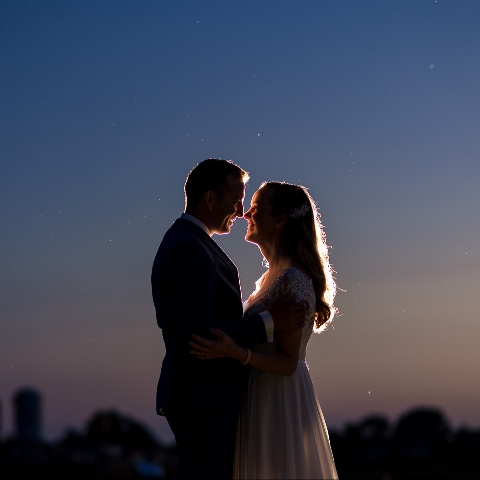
xmin=151 ymin=159 xmax=305 ymax=479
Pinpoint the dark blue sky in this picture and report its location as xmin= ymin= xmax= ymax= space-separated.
xmin=2 ymin=0 xmax=479 ymax=443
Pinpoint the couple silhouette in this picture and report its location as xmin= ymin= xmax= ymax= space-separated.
xmin=151 ymin=158 xmax=338 ymax=479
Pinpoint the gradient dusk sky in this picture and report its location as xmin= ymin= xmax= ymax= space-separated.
xmin=1 ymin=1 xmax=479 ymax=444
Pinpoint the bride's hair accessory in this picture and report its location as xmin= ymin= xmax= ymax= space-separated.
xmin=289 ymin=204 xmax=310 ymax=218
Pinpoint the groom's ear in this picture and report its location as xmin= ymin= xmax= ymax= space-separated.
xmin=204 ymin=190 xmax=216 ymax=211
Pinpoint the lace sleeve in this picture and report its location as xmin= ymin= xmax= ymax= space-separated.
xmin=270 ymin=268 xmax=316 ymax=310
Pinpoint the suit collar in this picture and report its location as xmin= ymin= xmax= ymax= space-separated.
xmin=180 ymin=213 xmax=211 ymax=236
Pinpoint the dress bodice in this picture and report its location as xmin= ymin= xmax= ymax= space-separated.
xmin=243 ymin=267 xmax=316 ymax=360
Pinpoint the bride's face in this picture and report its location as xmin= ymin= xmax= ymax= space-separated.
xmin=244 ymin=186 xmax=277 ymax=245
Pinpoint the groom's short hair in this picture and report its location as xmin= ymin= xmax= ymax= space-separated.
xmin=184 ymin=158 xmax=249 ymax=207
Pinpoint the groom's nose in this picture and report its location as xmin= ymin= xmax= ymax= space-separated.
xmin=235 ymin=201 xmax=244 ymax=217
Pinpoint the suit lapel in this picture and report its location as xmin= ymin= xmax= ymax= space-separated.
xmin=176 ymin=218 xmax=241 ymax=295
xmin=203 ymin=236 xmax=241 ymax=294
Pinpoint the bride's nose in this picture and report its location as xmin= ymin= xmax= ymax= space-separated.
xmin=244 ymin=209 xmax=251 ymax=219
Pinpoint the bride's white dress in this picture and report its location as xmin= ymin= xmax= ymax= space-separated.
xmin=234 ymin=267 xmax=338 ymax=480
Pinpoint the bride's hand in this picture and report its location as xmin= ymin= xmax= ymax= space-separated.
xmin=190 ymin=328 xmax=240 ymax=360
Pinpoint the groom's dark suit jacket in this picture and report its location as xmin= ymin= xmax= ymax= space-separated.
xmin=151 ymin=217 xmax=267 ymax=415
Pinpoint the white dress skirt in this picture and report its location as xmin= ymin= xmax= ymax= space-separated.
xmin=233 ymin=268 xmax=338 ymax=480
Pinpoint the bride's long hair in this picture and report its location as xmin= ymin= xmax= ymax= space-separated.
xmin=261 ymin=181 xmax=337 ymax=331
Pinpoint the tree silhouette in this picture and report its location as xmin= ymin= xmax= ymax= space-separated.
xmin=85 ymin=409 xmax=159 ymax=450
xmin=394 ymin=406 xmax=451 ymax=461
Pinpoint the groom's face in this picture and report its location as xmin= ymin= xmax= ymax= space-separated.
xmin=210 ymin=175 xmax=245 ymax=235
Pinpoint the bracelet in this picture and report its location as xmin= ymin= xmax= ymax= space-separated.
xmin=242 ymin=348 xmax=252 ymax=365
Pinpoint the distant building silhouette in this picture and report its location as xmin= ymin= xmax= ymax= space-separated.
xmin=14 ymin=387 xmax=42 ymax=442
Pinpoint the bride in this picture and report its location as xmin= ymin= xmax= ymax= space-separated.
xmin=191 ymin=181 xmax=339 ymax=479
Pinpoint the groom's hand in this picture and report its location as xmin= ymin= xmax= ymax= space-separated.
xmin=269 ymin=296 xmax=306 ymax=331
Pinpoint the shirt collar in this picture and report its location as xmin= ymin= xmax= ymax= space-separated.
xmin=180 ymin=213 xmax=211 ymax=236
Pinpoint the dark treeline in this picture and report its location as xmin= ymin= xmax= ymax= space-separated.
xmin=329 ymin=407 xmax=480 ymax=479
xmin=1 ymin=405 xmax=480 ymax=479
